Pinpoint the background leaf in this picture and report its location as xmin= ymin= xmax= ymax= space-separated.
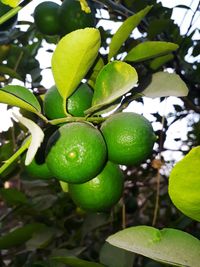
xmin=0 ymin=223 xmax=45 ymax=249
xmin=124 ymin=41 xmax=179 ymax=62
xmin=142 ymin=72 xmax=189 ymax=98
xmin=0 ymin=65 xmax=22 ymax=80
xmin=52 ymin=28 xmax=100 ymax=102
xmin=108 ymin=5 xmax=152 ymax=61
xmin=0 ymin=188 xmax=28 ymax=205
xmin=100 ymin=242 xmax=135 ymax=267
xmin=107 ymin=226 xmax=200 ymax=267
xmin=86 ymin=61 xmax=138 ymax=114
xmin=0 ymin=85 xmax=41 ymax=113
xmin=51 ymin=256 xmax=105 ymax=267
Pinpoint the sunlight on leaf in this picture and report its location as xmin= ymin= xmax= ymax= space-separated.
xmin=86 ymin=61 xmax=138 ymax=114
xmin=107 ymin=226 xmax=200 ymax=267
xmin=169 ymin=146 xmax=200 ymax=222
xmin=125 ymin=41 xmax=179 ymax=62
xmin=142 ymin=72 xmax=188 ymax=98
xmin=108 ymin=5 xmax=152 ymax=61
xmin=52 ymin=28 xmax=100 ymax=104
xmin=1 ymin=0 xmax=20 ymax=7
xmin=13 ymin=113 xmax=44 ymax=165
xmin=0 ymin=85 xmax=41 ymax=113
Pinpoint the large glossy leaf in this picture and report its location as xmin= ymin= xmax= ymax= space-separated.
xmin=86 ymin=61 xmax=138 ymax=114
xmin=14 ymin=114 xmax=44 ymax=165
xmin=142 ymin=72 xmax=188 ymax=98
xmin=169 ymin=146 xmax=200 ymax=222
xmin=0 ymin=85 xmax=41 ymax=113
xmin=108 ymin=5 xmax=152 ymax=61
xmin=0 ymin=223 xmax=45 ymax=249
xmin=107 ymin=226 xmax=200 ymax=267
xmin=52 ymin=28 xmax=100 ymax=102
xmin=124 ymin=41 xmax=179 ymax=62
xmin=51 ymin=256 xmax=105 ymax=267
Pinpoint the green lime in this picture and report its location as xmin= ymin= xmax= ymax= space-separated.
xmin=101 ymin=112 xmax=156 ymax=166
xmin=67 ymin=83 xmax=93 ymax=116
xmin=22 ymin=154 xmax=52 ymax=180
xmin=33 ymin=1 xmax=61 ymax=35
xmin=168 ymin=146 xmax=200 ymax=222
xmin=46 ymin=122 xmax=107 ymax=183
xmin=43 ymin=83 xmax=93 ymax=119
xmin=43 ymin=85 xmax=66 ymax=120
xmin=69 ymin=161 xmax=124 ymax=212
xmin=0 ymin=2 xmax=18 ymax=32
xmin=59 ymin=0 xmax=95 ymax=35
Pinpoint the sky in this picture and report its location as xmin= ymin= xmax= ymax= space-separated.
xmin=0 ymin=0 xmax=200 ymax=161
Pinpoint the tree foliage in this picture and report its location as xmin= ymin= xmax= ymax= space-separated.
xmin=0 ymin=0 xmax=200 ymax=266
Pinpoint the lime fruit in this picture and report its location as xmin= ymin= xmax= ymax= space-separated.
xmin=43 ymin=85 xmax=66 ymax=120
xmin=43 ymin=83 xmax=93 ymax=119
xmin=59 ymin=0 xmax=95 ymax=35
xmin=168 ymin=146 xmax=200 ymax=222
xmin=101 ymin=112 xmax=156 ymax=166
xmin=23 ymin=155 xmax=52 ymax=180
xmin=46 ymin=122 xmax=107 ymax=183
xmin=0 ymin=2 xmax=18 ymax=32
xmin=33 ymin=1 xmax=61 ymax=35
xmin=69 ymin=161 xmax=124 ymax=212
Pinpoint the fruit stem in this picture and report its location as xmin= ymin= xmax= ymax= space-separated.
xmin=49 ymin=116 xmax=106 ymax=125
xmin=0 ymin=137 xmax=31 ymax=177
xmin=0 ymin=0 xmax=31 ymax=25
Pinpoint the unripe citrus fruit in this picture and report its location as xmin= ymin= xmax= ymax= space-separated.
xmin=22 ymin=154 xmax=52 ymax=180
xmin=0 ymin=2 xmax=18 ymax=32
xmin=69 ymin=161 xmax=124 ymax=212
xmin=59 ymin=0 xmax=95 ymax=35
xmin=168 ymin=146 xmax=200 ymax=222
xmin=101 ymin=112 xmax=156 ymax=166
xmin=33 ymin=1 xmax=61 ymax=35
xmin=43 ymin=83 xmax=93 ymax=119
xmin=46 ymin=122 xmax=107 ymax=183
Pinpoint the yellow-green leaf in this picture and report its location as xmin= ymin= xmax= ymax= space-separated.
xmin=125 ymin=41 xmax=179 ymax=62
xmin=107 ymin=226 xmax=200 ymax=267
xmin=1 ymin=0 xmax=20 ymax=7
xmin=52 ymin=28 xmax=100 ymax=103
xmin=142 ymin=72 xmax=188 ymax=98
xmin=86 ymin=61 xmax=138 ymax=114
xmin=169 ymin=146 xmax=200 ymax=222
xmin=0 ymin=85 xmax=41 ymax=113
xmin=108 ymin=6 xmax=152 ymax=61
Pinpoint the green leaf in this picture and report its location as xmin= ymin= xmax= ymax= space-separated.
xmin=0 ymin=85 xmax=41 ymax=113
xmin=52 ymin=28 xmax=100 ymax=103
xmin=88 ymin=57 xmax=104 ymax=88
xmin=149 ymin=54 xmax=174 ymax=70
xmin=100 ymin=242 xmax=135 ymax=267
xmin=0 ymin=188 xmax=27 ymax=205
xmin=26 ymin=227 xmax=55 ymax=250
xmin=0 ymin=65 xmax=22 ymax=80
xmin=169 ymin=146 xmax=200 ymax=222
xmin=86 ymin=61 xmax=138 ymax=114
xmin=13 ymin=114 xmax=44 ymax=165
xmin=51 ymin=256 xmax=105 ymax=267
xmin=0 ymin=223 xmax=45 ymax=249
xmin=1 ymin=0 xmax=20 ymax=7
xmin=142 ymin=72 xmax=189 ymax=98
xmin=107 ymin=226 xmax=200 ymax=267
xmin=108 ymin=5 xmax=152 ymax=61
xmin=124 ymin=41 xmax=179 ymax=62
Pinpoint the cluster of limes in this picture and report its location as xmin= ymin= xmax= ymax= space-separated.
xmin=33 ymin=0 xmax=95 ymax=36
xmin=22 ymin=83 xmax=156 ymax=212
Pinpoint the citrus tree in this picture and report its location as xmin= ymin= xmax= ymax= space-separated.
xmin=0 ymin=0 xmax=200 ymax=266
